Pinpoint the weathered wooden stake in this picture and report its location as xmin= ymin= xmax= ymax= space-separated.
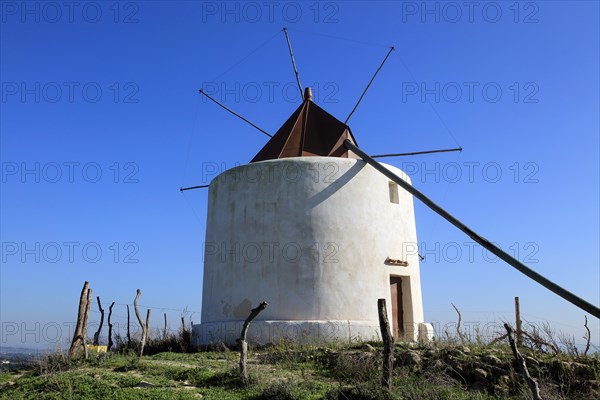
xmin=180 ymin=316 xmax=191 ymax=348
xmin=515 ymin=296 xmax=523 ymax=347
xmin=134 ymin=289 xmax=150 ymax=356
xmin=504 ymin=323 xmax=542 ymax=400
xmin=583 ymin=316 xmax=591 ymax=355
xmin=144 ymin=309 xmax=151 ymax=352
xmin=239 ymin=301 xmax=268 ymax=387
xmin=93 ymin=296 xmax=105 ymax=346
xmin=81 ymin=288 xmax=93 ymax=359
xmin=163 ymin=313 xmax=168 ymax=340
xmin=68 ymin=281 xmax=89 ymax=358
xmin=378 ymin=298 xmax=394 ymax=390
xmin=126 ymin=305 xmax=131 ymax=348
xmin=451 ymin=302 xmax=465 ymax=344
xmin=107 ymin=302 xmax=115 ymax=351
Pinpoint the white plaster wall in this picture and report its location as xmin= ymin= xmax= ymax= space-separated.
xmin=197 ymin=157 xmax=425 ymax=345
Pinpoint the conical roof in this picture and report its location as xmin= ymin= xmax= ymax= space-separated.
xmin=251 ymin=88 xmax=358 ymax=162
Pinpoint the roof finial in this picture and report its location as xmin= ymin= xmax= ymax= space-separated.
xmin=304 ymin=87 xmax=313 ymax=102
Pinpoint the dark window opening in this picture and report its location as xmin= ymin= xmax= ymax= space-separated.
xmin=388 ymin=181 xmax=399 ymax=204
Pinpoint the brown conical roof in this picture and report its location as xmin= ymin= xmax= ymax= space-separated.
xmin=251 ymin=89 xmax=358 ymax=163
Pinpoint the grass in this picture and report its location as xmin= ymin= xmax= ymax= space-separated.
xmin=1 ymin=339 xmax=598 ymax=400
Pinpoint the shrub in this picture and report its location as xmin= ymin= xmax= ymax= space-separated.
xmin=33 ymin=352 xmax=73 ymax=376
xmin=325 ymin=382 xmax=400 ymax=400
xmin=257 ymin=380 xmax=309 ymax=400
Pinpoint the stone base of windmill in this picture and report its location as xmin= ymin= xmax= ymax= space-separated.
xmin=192 ymin=320 xmax=434 ymax=347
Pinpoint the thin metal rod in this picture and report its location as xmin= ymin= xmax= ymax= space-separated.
xmin=345 ymin=46 xmax=394 ymax=124
xmin=344 ymin=139 xmax=600 ymax=319
xmin=180 ymin=184 xmax=210 ymax=192
xmin=372 ymin=147 xmax=463 ymax=159
xmin=283 ymin=28 xmax=304 ymax=101
xmin=199 ymin=89 xmax=272 ymax=138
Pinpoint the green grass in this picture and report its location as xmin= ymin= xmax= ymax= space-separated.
xmin=1 ymin=341 xmax=597 ymax=400
xmin=0 ymin=372 xmax=13 ymax=386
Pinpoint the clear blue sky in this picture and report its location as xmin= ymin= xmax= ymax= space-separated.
xmin=1 ymin=1 xmax=598 ymax=350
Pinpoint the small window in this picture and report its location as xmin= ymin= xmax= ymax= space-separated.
xmin=388 ymin=181 xmax=399 ymax=204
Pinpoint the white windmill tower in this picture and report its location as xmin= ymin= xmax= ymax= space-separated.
xmin=192 ymin=85 xmax=433 ymax=345
xmin=188 ymin=31 xmax=600 ymax=346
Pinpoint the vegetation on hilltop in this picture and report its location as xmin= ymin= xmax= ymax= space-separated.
xmin=1 ymin=332 xmax=598 ymax=400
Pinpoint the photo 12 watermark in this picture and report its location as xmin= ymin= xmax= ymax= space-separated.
xmin=203 ymin=241 xmax=339 ymax=264
xmin=1 ymin=321 xmax=143 ymax=347
xmin=400 ymin=1 xmax=540 ymax=24
xmin=398 ymin=160 xmax=540 ymax=184
xmin=1 ymin=82 xmax=140 ymax=104
xmin=195 ymin=160 xmax=346 ymax=186
xmin=1 ymin=242 xmax=140 ymax=264
xmin=200 ymin=1 xmax=340 ymax=24
xmin=200 ymin=81 xmax=339 ymax=104
xmin=401 ymin=241 xmax=540 ymax=264
xmin=401 ymin=81 xmax=540 ymax=104
xmin=1 ymin=162 xmax=139 ymax=184
xmin=1 ymin=1 xmax=140 ymax=24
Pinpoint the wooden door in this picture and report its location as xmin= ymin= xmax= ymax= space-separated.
xmin=390 ymin=276 xmax=404 ymax=338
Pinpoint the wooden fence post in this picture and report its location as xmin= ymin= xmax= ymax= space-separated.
xmin=68 ymin=281 xmax=89 ymax=358
xmin=515 ymin=296 xmax=523 ymax=347
xmin=81 ymin=288 xmax=93 ymax=359
xmin=239 ymin=301 xmax=268 ymax=387
xmin=107 ymin=302 xmax=115 ymax=351
xmin=93 ymin=296 xmax=105 ymax=346
xmin=504 ymin=323 xmax=541 ymax=400
xmin=126 ymin=305 xmax=131 ymax=348
xmin=134 ymin=289 xmax=150 ymax=357
xmin=583 ymin=316 xmax=591 ymax=355
xmin=451 ymin=302 xmax=465 ymax=344
xmin=378 ymin=298 xmax=394 ymax=390
xmin=163 ymin=313 xmax=168 ymax=340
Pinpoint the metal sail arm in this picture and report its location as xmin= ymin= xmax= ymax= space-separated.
xmin=343 ymin=139 xmax=600 ymax=319
xmin=345 ymin=46 xmax=394 ymax=124
xmin=283 ymin=28 xmax=303 ymax=101
xmin=180 ymin=184 xmax=210 ymax=192
xmin=372 ymin=147 xmax=463 ymax=158
xmin=199 ymin=89 xmax=272 ymax=138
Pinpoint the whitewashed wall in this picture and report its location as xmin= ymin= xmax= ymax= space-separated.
xmin=194 ymin=157 xmax=427 ymax=345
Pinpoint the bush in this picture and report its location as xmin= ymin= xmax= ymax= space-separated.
xmin=113 ymin=350 xmax=140 ymax=372
xmin=114 ymin=326 xmax=193 ymax=355
xmin=33 ymin=352 xmax=73 ymax=376
xmin=325 ymin=382 xmax=400 ymax=400
xmin=257 ymin=380 xmax=309 ymax=400
xmin=327 ymin=352 xmax=380 ymax=381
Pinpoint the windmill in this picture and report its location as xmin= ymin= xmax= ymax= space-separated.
xmin=183 ymin=29 xmax=599 ymax=346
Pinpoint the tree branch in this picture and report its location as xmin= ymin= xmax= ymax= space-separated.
xmin=107 ymin=302 xmax=115 ymax=351
xmin=505 ymin=323 xmax=542 ymax=400
xmin=93 ymin=296 xmax=105 ymax=346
